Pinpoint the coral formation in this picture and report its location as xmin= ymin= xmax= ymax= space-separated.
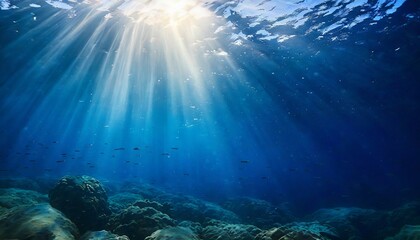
xmin=223 ymin=197 xmax=295 ymax=227
xmin=109 ymin=192 xmax=144 ymax=213
xmin=385 ymin=225 xmax=420 ymax=240
xmin=200 ymin=220 xmax=262 ymax=240
xmin=80 ymin=230 xmax=130 ymax=240
xmin=108 ymin=205 xmax=176 ymax=240
xmin=49 ymin=175 xmax=111 ymax=233
xmin=0 ymin=203 xmax=79 ymax=240
xmin=0 ymin=176 xmax=418 ymax=240
xmin=255 ymin=222 xmax=339 ymax=240
xmin=306 ymin=207 xmax=387 ymax=240
xmin=0 ymin=188 xmax=48 ymax=208
xmin=145 ymin=227 xmax=199 ymax=240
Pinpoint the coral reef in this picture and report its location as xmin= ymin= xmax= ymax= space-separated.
xmin=49 ymin=175 xmax=111 ymax=233
xmin=385 ymin=225 xmax=420 ymax=240
xmin=0 ymin=176 xmax=418 ymax=240
xmin=0 ymin=188 xmax=48 ymax=208
xmin=222 ymin=197 xmax=295 ymax=227
xmin=178 ymin=221 xmax=203 ymax=234
xmin=388 ymin=202 xmax=420 ymax=234
xmin=109 ymin=192 xmax=144 ymax=213
xmin=255 ymin=222 xmax=339 ymax=240
xmin=306 ymin=207 xmax=387 ymax=240
xmin=161 ymin=194 xmax=240 ymax=224
xmin=200 ymin=220 xmax=262 ymax=240
xmin=80 ymin=230 xmax=130 ymax=240
xmin=0 ymin=203 xmax=79 ymax=240
xmin=108 ymin=205 xmax=176 ymax=240
xmin=145 ymin=227 xmax=199 ymax=240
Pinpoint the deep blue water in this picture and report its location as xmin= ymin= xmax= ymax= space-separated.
xmin=0 ymin=0 xmax=419 ymax=214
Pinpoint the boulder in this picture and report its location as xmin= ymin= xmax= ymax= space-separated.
xmin=0 ymin=203 xmax=78 ymax=240
xmin=49 ymin=175 xmax=110 ymax=233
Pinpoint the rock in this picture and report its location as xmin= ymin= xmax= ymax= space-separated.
xmin=306 ymin=207 xmax=387 ymax=240
xmin=80 ymin=230 xmax=130 ymax=240
xmin=133 ymin=199 xmax=170 ymax=213
xmin=108 ymin=206 xmax=176 ymax=240
xmin=0 ymin=188 xmax=48 ymax=208
xmin=385 ymin=225 xmax=420 ymax=240
xmin=109 ymin=192 xmax=143 ymax=213
xmin=255 ymin=222 xmax=339 ymax=240
xmin=222 ymin=197 xmax=295 ymax=228
xmin=178 ymin=221 xmax=202 ymax=234
xmin=145 ymin=227 xmax=199 ymax=240
xmin=0 ymin=203 xmax=78 ymax=240
xmin=161 ymin=194 xmax=240 ymax=224
xmin=388 ymin=202 xmax=420 ymax=232
xmin=115 ymin=183 xmax=240 ymax=224
xmin=0 ymin=206 xmax=7 ymax=216
xmin=200 ymin=220 xmax=262 ymax=240
xmin=49 ymin=175 xmax=111 ymax=233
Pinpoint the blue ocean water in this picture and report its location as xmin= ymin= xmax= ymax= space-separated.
xmin=0 ymin=0 xmax=419 ymax=216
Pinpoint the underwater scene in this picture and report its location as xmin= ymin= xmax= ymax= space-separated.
xmin=0 ymin=0 xmax=419 ymax=239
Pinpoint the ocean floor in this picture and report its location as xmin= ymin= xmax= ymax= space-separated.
xmin=0 ymin=175 xmax=419 ymax=240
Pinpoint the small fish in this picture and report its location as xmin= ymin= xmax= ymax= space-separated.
xmin=161 ymin=153 xmax=170 ymax=156
xmin=74 ymin=150 xmax=80 ymax=152
xmin=125 ymin=161 xmax=130 ymax=163
xmin=240 ymin=160 xmax=249 ymax=163
xmin=171 ymin=147 xmax=179 ymax=150
xmin=183 ymin=173 xmax=189 ymax=176
xmin=114 ymin=147 xmax=125 ymax=150
xmin=261 ymin=176 xmax=268 ymax=179
xmin=56 ymin=160 xmax=65 ymax=163
xmin=133 ymin=147 xmax=140 ymax=150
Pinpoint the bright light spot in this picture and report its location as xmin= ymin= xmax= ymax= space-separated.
xmin=116 ymin=0 xmax=211 ymax=26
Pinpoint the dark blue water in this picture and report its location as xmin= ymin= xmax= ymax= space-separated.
xmin=0 ymin=0 xmax=419 ymax=215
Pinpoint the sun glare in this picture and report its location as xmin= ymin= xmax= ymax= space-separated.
xmin=115 ymin=0 xmax=212 ymax=26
